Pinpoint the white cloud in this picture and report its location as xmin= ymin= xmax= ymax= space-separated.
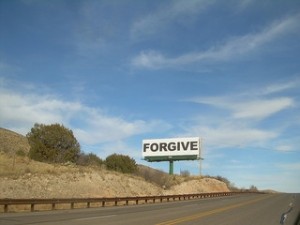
xmin=73 ymin=114 xmax=169 ymax=145
xmin=275 ymin=145 xmax=293 ymax=152
xmin=131 ymin=51 xmax=168 ymax=69
xmin=0 ymin=87 xmax=170 ymax=145
xmin=239 ymin=79 xmax=300 ymax=98
xmin=0 ymin=90 xmax=66 ymax=129
xmin=132 ymin=13 xmax=300 ymax=69
xmin=183 ymin=123 xmax=277 ymax=149
xmin=236 ymin=0 xmax=254 ymax=10
xmin=181 ymin=80 xmax=297 ymax=149
xmin=131 ymin=0 xmax=214 ymax=40
xmin=277 ymin=163 xmax=300 ymax=171
xmin=96 ymin=140 xmax=142 ymax=159
xmin=190 ymin=96 xmax=294 ymax=120
xmin=231 ymin=98 xmax=294 ymax=119
xmin=261 ymin=80 xmax=300 ymax=95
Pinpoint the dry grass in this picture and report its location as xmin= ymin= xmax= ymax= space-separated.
xmin=0 ymin=152 xmax=95 ymax=178
xmin=136 ymin=165 xmax=201 ymax=189
xmin=0 ymin=128 xmax=30 ymax=155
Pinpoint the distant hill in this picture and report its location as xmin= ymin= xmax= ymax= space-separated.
xmin=0 ymin=128 xmax=30 ymax=155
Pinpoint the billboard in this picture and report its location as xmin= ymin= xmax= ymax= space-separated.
xmin=142 ymin=137 xmax=201 ymax=162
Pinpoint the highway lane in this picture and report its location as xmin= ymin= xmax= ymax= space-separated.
xmin=0 ymin=193 xmax=299 ymax=225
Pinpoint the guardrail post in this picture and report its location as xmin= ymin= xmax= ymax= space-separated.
xmin=71 ymin=202 xmax=74 ymax=209
xmin=102 ymin=201 xmax=105 ymax=207
xmin=31 ymin=204 xmax=34 ymax=212
xmin=4 ymin=204 xmax=8 ymax=213
xmin=136 ymin=199 xmax=139 ymax=205
xmin=114 ymin=200 xmax=118 ymax=206
xmin=52 ymin=203 xmax=55 ymax=210
xmin=87 ymin=202 xmax=90 ymax=208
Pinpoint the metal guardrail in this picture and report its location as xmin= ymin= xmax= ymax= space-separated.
xmin=0 ymin=192 xmax=258 ymax=213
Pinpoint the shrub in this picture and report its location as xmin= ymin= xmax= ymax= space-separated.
xmin=180 ymin=170 xmax=190 ymax=177
xmin=27 ymin=123 xmax=81 ymax=163
xmin=16 ymin=149 xmax=26 ymax=157
xmin=77 ymin=152 xmax=103 ymax=166
xmin=105 ymin=154 xmax=137 ymax=174
xmin=136 ymin=165 xmax=179 ymax=189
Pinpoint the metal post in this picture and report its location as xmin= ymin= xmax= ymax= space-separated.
xmin=169 ymin=160 xmax=174 ymax=175
xmin=199 ymin=138 xmax=204 ymax=176
xmin=199 ymin=158 xmax=202 ymax=176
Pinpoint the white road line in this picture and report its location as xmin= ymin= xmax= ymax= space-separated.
xmin=74 ymin=215 xmax=116 ymax=221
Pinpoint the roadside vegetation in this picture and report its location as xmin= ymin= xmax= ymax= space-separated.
xmin=0 ymin=124 xmax=259 ymax=192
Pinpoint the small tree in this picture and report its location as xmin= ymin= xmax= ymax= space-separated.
xmin=105 ymin=153 xmax=137 ymax=174
xmin=27 ymin=123 xmax=80 ymax=163
xmin=77 ymin=152 xmax=103 ymax=166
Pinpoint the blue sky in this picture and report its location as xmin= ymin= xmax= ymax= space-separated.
xmin=0 ymin=0 xmax=300 ymax=193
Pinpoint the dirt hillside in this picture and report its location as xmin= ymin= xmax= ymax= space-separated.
xmin=0 ymin=153 xmax=229 ymax=199
xmin=164 ymin=178 xmax=229 ymax=195
xmin=0 ymin=128 xmax=229 ymax=199
xmin=0 ymin=128 xmax=30 ymax=154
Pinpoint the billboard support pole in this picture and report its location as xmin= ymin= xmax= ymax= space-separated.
xmin=199 ymin=138 xmax=203 ymax=176
xmin=169 ymin=160 xmax=174 ymax=175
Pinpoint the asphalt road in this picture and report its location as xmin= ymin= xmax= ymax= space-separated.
xmin=1 ymin=193 xmax=299 ymax=225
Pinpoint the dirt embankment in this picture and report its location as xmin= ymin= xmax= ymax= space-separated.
xmin=0 ymin=171 xmax=162 ymax=198
xmin=164 ymin=178 xmax=229 ymax=195
xmin=0 ymin=170 xmax=229 ymax=199
xmin=0 ymin=128 xmax=30 ymax=154
xmin=0 ymin=152 xmax=229 ymax=199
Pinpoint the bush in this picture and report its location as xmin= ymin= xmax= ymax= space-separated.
xmin=180 ymin=170 xmax=190 ymax=177
xmin=105 ymin=154 xmax=137 ymax=174
xmin=205 ymin=175 xmax=238 ymax=191
xmin=136 ymin=165 xmax=181 ymax=189
xmin=16 ymin=149 xmax=27 ymax=157
xmin=77 ymin=152 xmax=103 ymax=167
xmin=27 ymin=123 xmax=81 ymax=163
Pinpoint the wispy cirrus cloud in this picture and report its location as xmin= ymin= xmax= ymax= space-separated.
xmin=277 ymin=162 xmax=300 ymax=171
xmin=275 ymin=145 xmax=293 ymax=152
xmin=259 ymin=80 xmax=300 ymax=95
xmin=183 ymin=123 xmax=277 ymax=149
xmin=181 ymin=80 xmax=297 ymax=149
xmin=231 ymin=98 xmax=294 ymax=120
xmin=132 ymin=13 xmax=300 ymax=69
xmin=131 ymin=0 xmax=214 ymax=40
xmin=189 ymin=96 xmax=294 ymax=120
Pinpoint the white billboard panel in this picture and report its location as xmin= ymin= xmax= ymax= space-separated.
xmin=142 ymin=137 xmax=200 ymax=160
